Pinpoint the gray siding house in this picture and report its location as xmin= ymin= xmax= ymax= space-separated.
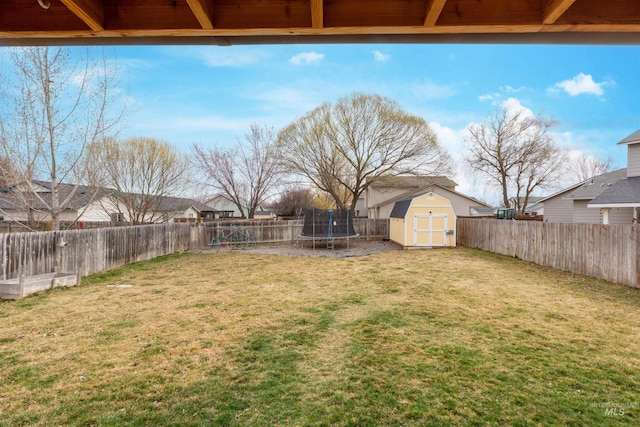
xmin=363 ymin=176 xmax=490 ymax=219
xmin=588 ymin=130 xmax=640 ymax=224
xmin=540 ymin=129 xmax=640 ymax=224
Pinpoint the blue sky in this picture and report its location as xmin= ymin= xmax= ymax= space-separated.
xmin=3 ymin=43 xmax=640 ymax=203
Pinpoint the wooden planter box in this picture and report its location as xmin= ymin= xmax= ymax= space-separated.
xmin=0 ymin=272 xmax=80 ymax=300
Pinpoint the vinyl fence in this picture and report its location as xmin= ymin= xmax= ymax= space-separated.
xmin=457 ymin=218 xmax=640 ymax=288
xmin=0 ymin=219 xmax=389 ymax=281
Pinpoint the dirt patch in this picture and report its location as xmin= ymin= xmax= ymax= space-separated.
xmin=194 ymin=239 xmax=402 ymax=258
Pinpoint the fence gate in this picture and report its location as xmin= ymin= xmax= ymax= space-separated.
xmin=414 ymin=214 xmax=448 ymax=246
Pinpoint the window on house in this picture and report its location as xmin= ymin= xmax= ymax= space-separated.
xmin=110 ymin=212 xmax=124 ymax=223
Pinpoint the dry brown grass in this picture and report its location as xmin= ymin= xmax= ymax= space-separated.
xmin=1 ymin=247 xmax=639 ymax=425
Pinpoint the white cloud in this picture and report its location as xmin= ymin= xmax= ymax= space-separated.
xmin=479 ymin=92 xmax=500 ymax=102
xmin=480 ymin=86 xmax=530 ymax=103
xmin=501 ymin=85 xmax=529 ymax=93
xmin=429 ymin=122 xmax=476 ymax=197
xmin=289 ymin=51 xmax=325 ymax=65
xmin=501 ymin=97 xmax=535 ymax=119
xmin=372 ymin=50 xmax=390 ymax=62
xmin=553 ymin=73 xmax=611 ymax=96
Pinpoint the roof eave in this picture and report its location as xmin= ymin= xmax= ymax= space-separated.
xmin=588 ymin=203 xmax=640 ymax=208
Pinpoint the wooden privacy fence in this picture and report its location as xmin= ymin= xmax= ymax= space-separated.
xmin=1 ymin=223 xmax=194 ymax=281
xmin=198 ymin=218 xmax=389 ymax=244
xmin=0 ymin=219 xmax=390 ymax=281
xmin=457 ymin=218 xmax=640 ymax=288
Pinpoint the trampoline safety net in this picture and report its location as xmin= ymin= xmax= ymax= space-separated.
xmin=301 ymin=208 xmax=358 ymax=238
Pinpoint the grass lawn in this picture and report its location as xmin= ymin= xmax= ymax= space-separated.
xmin=1 ymin=247 xmax=639 ymax=426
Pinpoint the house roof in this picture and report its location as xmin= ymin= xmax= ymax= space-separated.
xmin=0 ymin=180 xmax=214 ymax=214
xmin=0 ymin=181 xmax=110 ymax=211
xmin=588 ymin=177 xmax=640 ymax=207
xmin=156 ymin=196 xmax=214 ymax=213
xmin=538 ymin=169 xmax=628 ymax=203
xmin=371 ymin=183 xmax=490 ymax=210
xmin=368 ymin=175 xmax=457 ymax=190
xmin=617 ymin=129 xmax=640 ymax=146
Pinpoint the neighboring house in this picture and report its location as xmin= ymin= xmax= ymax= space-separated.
xmin=0 ymin=181 xmax=109 ymax=223
xmin=151 ymin=196 xmax=219 ymax=223
xmin=205 ymin=195 xmax=244 ymax=218
xmin=0 ymin=180 xmax=219 ymax=225
xmin=205 ymin=194 xmax=274 ymax=219
xmin=470 ymin=206 xmax=498 ymax=217
xmin=538 ymin=169 xmax=628 ymax=224
xmin=253 ymin=210 xmax=276 ymax=220
xmin=540 ymin=129 xmax=640 ymax=225
xmin=361 ymin=176 xmax=456 ymax=218
xmin=510 ymin=196 xmax=544 ymax=216
xmin=588 ymin=130 xmax=640 ymax=224
xmin=363 ymin=176 xmax=490 ymax=219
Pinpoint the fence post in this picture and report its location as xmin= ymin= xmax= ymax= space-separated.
xmin=18 ymin=275 xmax=24 ymax=299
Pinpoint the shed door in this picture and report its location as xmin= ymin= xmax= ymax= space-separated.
xmin=414 ymin=214 xmax=448 ymax=246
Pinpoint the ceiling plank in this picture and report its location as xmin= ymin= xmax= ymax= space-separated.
xmin=424 ymin=0 xmax=447 ymax=27
xmin=542 ymin=0 xmax=578 ymax=24
xmin=186 ymin=0 xmax=215 ymax=30
xmin=59 ymin=0 xmax=104 ymax=31
xmin=310 ymin=0 xmax=324 ymax=29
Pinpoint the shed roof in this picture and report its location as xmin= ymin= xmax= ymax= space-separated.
xmin=389 ymin=198 xmax=414 ymax=219
xmin=389 ymin=191 xmax=453 ymax=219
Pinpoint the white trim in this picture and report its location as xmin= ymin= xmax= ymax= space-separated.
xmin=588 ymin=203 xmax=640 ymax=208
xmin=411 ymin=203 xmax=451 ymax=209
xmin=413 ymin=214 xmax=448 ymax=247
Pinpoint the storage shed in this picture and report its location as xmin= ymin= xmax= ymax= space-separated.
xmin=389 ymin=192 xmax=456 ymax=248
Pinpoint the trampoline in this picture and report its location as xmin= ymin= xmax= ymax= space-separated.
xmin=300 ymin=208 xmax=359 ymax=249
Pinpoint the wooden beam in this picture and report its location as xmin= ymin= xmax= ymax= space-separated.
xmin=542 ymin=0 xmax=578 ymax=24
xmin=424 ymin=0 xmax=447 ymax=27
xmin=59 ymin=0 xmax=104 ymax=31
xmin=62 ymin=0 xmax=104 ymax=31
xmin=186 ymin=0 xmax=215 ymax=30
xmin=310 ymin=0 xmax=323 ymax=29
xmin=4 ymin=23 xmax=640 ymax=41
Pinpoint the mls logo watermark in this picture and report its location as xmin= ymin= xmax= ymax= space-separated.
xmin=604 ymin=407 xmax=625 ymax=417
xmin=591 ymin=401 xmax=638 ymax=417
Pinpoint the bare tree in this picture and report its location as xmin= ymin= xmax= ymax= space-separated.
xmin=270 ymin=187 xmax=318 ymax=217
xmin=0 ymin=47 xmax=123 ymax=230
xmin=567 ymin=153 xmax=614 ymax=183
xmin=191 ymin=124 xmax=284 ymax=219
xmin=0 ymin=156 xmax=18 ymax=190
xmin=89 ymin=137 xmax=189 ymax=225
xmin=278 ymin=93 xmax=451 ymax=210
xmin=465 ymin=107 xmax=565 ymax=211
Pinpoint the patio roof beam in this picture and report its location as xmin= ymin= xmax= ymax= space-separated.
xmin=59 ymin=0 xmax=104 ymax=31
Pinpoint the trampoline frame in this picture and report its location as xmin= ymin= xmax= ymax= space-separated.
xmin=299 ymin=208 xmax=360 ymax=250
